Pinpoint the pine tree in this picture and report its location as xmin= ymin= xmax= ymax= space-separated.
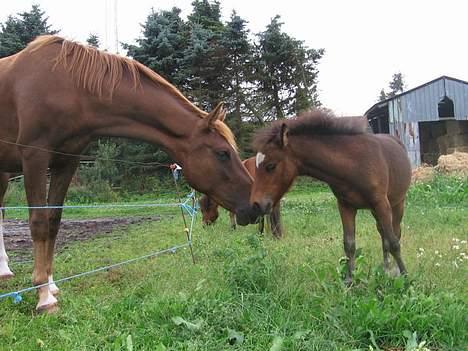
xmin=86 ymin=33 xmax=100 ymax=48
xmin=254 ymin=16 xmax=323 ymax=120
xmin=379 ymin=88 xmax=387 ymax=101
xmin=219 ymin=11 xmax=254 ymax=140
xmin=183 ymin=0 xmax=226 ymax=109
xmin=388 ymin=72 xmax=405 ymax=97
xmin=124 ymin=7 xmax=188 ymax=88
xmin=0 ymin=4 xmax=58 ymax=58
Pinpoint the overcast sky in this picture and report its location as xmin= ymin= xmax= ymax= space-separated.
xmin=2 ymin=0 xmax=467 ymax=115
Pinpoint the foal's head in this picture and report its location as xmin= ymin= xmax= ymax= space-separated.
xmin=199 ymin=194 xmax=220 ymax=225
xmin=250 ymin=122 xmax=297 ymax=216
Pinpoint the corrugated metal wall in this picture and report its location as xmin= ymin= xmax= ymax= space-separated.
xmin=387 ymin=77 xmax=468 ymax=167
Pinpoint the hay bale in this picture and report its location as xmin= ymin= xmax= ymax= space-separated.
xmin=412 ymin=164 xmax=435 ymax=183
xmin=437 ymin=152 xmax=468 ymax=175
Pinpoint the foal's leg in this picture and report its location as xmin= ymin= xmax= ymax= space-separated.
xmin=229 ymin=212 xmax=237 ymax=230
xmin=22 ymin=153 xmax=57 ymax=312
xmin=269 ymin=203 xmax=283 ymax=238
xmin=373 ymin=198 xmax=406 ymax=275
xmin=0 ymin=173 xmax=14 ymax=280
xmin=46 ymin=161 xmax=79 ymax=296
xmin=337 ymin=200 xmax=357 ymax=284
xmin=257 ymin=216 xmax=265 ymax=234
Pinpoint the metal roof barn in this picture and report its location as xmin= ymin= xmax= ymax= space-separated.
xmin=365 ymin=76 xmax=468 ymax=167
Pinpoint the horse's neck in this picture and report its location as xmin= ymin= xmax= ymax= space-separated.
xmin=91 ymin=79 xmax=202 ymax=163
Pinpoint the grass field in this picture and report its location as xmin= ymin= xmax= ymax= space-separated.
xmin=0 ymin=176 xmax=467 ymax=350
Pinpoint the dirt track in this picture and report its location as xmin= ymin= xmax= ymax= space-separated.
xmin=2 ymin=216 xmax=161 ymax=261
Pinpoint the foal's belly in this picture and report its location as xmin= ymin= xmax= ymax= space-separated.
xmin=331 ymin=187 xmax=370 ymax=209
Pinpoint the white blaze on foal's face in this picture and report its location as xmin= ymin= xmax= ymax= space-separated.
xmin=256 ymin=152 xmax=266 ymax=168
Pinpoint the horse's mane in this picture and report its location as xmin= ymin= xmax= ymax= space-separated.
xmin=253 ymin=109 xmax=368 ymax=150
xmin=24 ymin=35 xmax=236 ymax=149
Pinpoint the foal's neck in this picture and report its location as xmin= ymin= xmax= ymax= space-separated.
xmin=291 ymin=134 xmax=359 ymax=185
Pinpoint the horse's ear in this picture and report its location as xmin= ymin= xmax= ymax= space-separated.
xmin=206 ymin=102 xmax=225 ymax=128
xmin=280 ymin=123 xmax=289 ymax=148
xmin=218 ymin=107 xmax=227 ymax=122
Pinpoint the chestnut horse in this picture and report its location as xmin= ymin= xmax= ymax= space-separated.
xmin=250 ymin=110 xmax=411 ymax=283
xmin=199 ymin=157 xmax=282 ymax=237
xmin=0 ymin=36 xmax=256 ymax=312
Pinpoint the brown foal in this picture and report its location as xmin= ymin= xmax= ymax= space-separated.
xmin=250 ymin=110 xmax=411 ymax=283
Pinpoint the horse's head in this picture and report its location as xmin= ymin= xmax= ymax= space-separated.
xmin=250 ymin=122 xmax=297 ymax=216
xmin=199 ymin=194 xmax=220 ymax=225
xmin=183 ymin=103 xmax=256 ymax=225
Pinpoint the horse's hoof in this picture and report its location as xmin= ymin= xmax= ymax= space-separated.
xmin=36 ymin=302 xmax=59 ymax=314
xmin=49 ymin=285 xmax=60 ymax=296
xmin=0 ymin=272 xmax=14 ymax=281
xmin=344 ymin=277 xmax=353 ymax=287
xmin=36 ymin=289 xmax=58 ymax=313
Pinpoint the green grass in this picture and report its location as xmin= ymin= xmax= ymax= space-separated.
xmin=0 ymin=176 xmax=467 ymax=350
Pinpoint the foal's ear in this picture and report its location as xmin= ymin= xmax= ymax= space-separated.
xmin=280 ymin=123 xmax=289 ymax=148
xmin=206 ymin=102 xmax=226 ymax=128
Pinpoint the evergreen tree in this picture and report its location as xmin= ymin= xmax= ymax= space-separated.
xmin=254 ymin=16 xmax=323 ymax=121
xmin=379 ymin=88 xmax=387 ymax=101
xmin=123 ymin=7 xmax=188 ymax=87
xmin=86 ymin=33 xmax=100 ymax=48
xmin=183 ymin=0 xmax=226 ymax=109
xmin=388 ymin=72 xmax=405 ymax=97
xmin=219 ymin=11 xmax=254 ymax=139
xmin=0 ymin=4 xmax=58 ymax=58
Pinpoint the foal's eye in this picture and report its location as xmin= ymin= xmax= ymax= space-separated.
xmin=265 ymin=163 xmax=276 ymax=173
xmin=216 ymin=150 xmax=230 ymax=162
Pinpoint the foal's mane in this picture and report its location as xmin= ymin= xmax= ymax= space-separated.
xmin=253 ymin=109 xmax=368 ymax=150
xmin=24 ymin=35 xmax=236 ymax=149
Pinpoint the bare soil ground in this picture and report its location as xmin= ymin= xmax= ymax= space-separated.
xmin=2 ymin=216 xmax=162 ymax=261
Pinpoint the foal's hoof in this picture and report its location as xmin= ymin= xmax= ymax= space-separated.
xmin=344 ymin=277 xmax=353 ymax=287
xmin=385 ymin=266 xmax=401 ymax=277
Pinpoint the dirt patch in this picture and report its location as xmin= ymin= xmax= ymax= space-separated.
xmin=2 ymin=216 xmax=162 ymax=261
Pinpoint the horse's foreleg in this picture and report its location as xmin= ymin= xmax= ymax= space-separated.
xmin=0 ymin=173 xmax=14 ymax=280
xmin=338 ymin=200 xmax=357 ymax=285
xmin=46 ymin=161 xmax=80 ymax=296
xmin=373 ymin=199 xmax=407 ymax=275
xmin=22 ymin=152 xmax=58 ymax=313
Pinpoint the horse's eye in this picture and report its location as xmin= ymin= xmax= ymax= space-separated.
xmin=265 ymin=163 xmax=276 ymax=173
xmin=216 ymin=150 xmax=230 ymax=162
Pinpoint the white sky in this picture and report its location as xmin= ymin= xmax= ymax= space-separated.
xmin=2 ymin=0 xmax=467 ymax=115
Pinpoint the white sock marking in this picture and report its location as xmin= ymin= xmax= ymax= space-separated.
xmin=0 ymin=210 xmax=13 ymax=277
